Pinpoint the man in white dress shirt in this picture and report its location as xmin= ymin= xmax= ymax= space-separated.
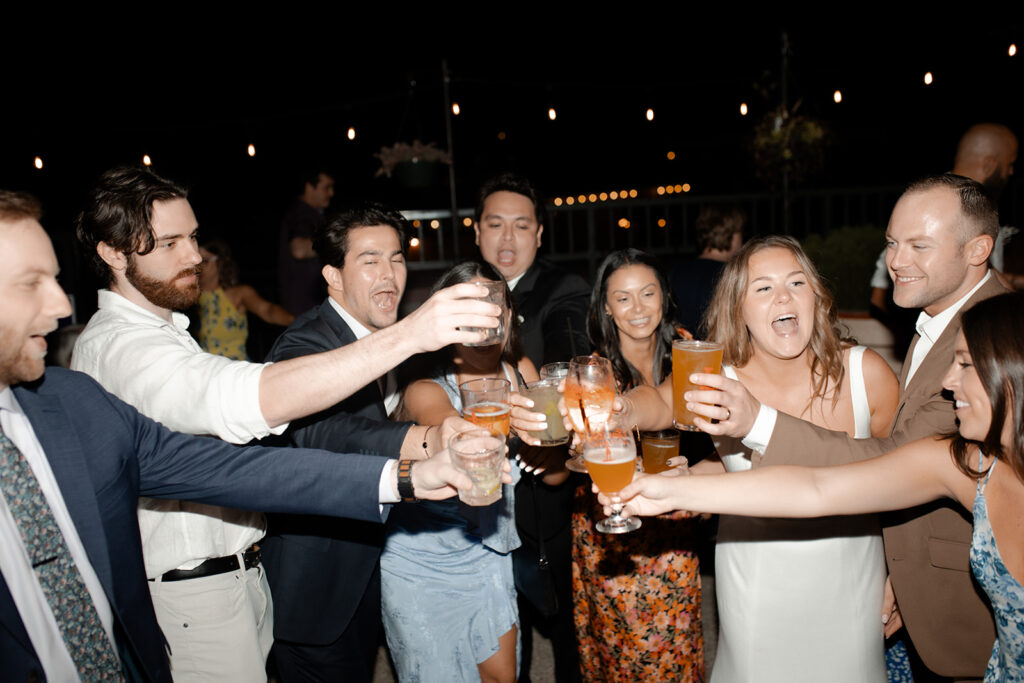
xmin=71 ymin=166 xmax=500 ymax=681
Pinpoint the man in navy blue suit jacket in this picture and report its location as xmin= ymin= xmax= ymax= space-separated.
xmin=264 ymin=204 xmax=476 ymax=681
xmin=0 ymin=192 xmax=483 ymax=681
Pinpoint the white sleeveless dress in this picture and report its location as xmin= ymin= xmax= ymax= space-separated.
xmin=712 ymin=346 xmax=887 ymax=683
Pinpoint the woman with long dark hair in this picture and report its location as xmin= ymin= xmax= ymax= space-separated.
xmin=573 ymin=248 xmax=704 ymax=682
xmin=614 ymin=290 xmax=1024 ymax=683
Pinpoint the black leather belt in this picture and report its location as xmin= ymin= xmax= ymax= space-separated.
xmin=150 ymin=544 xmax=261 ymax=582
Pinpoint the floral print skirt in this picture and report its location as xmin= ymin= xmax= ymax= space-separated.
xmin=572 ymin=488 xmax=704 ymax=682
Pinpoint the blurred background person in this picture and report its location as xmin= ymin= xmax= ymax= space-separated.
xmin=198 ymin=240 xmax=294 ymax=360
xmin=670 ymin=205 xmax=745 ymax=339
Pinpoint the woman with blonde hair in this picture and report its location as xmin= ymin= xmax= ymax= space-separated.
xmin=613 ymin=235 xmax=900 ymax=681
xmin=614 ymin=291 xmax=1024 ymax=682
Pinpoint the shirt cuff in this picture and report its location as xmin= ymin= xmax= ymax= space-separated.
xmin=378 ymin=459 xmax=400 ymax=505
xmin=741 ymin=404 xmax=777 ymax=454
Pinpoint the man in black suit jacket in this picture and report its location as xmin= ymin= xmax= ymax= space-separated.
xmin=265 ymin=204 xmax=473 ymax=681
xmin=0 ymin=192 xmax=479 ymax=681
xmin=474 ymin=174 xmax=589 ymax=682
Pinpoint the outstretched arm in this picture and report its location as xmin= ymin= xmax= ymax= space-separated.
xmin=235 ymin=285 xmax=294 ymax=327
xmin=613 ymin=435 xmax=971 ymax=519
xmin=259 ymin=283 xmax=500 ymax=427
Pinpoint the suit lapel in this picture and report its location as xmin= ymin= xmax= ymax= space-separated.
xmin=318 ymin=302 xmax=388 ymax=416
xmin=13 ymin=384 xmax=116 ymax=600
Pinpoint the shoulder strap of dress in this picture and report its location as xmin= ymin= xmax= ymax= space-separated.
xmin=723 ymin=364 xmax=738 ymax=380
xmin=849 ymin=346 xmax=871 ymax=438
xmin=979 ymin=451 xmax=997 ymax=493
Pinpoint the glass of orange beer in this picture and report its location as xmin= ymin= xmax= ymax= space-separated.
xmin=583 ymin=431 xmax=641 ymax=533
xmin=459 ymin=378 xmax=512 ymax=438
xmin=671 ymin=340 xmax=723 ymax=431
xmin=640 ymin=429 xmax=680 ymax=474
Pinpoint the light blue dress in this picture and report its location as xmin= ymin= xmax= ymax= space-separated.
xmin=970 ymin=454 xmax=1024 ymax=682
xmin=381 ymin=365 xmax=521 ymax=682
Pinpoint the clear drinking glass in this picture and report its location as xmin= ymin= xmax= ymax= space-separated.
xmin=449 ymin=428 xmax=505 ymax=506
xmin=563 ymin=356 xmax=616 ymax=473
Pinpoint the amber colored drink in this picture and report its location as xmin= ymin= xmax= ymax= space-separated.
xmin=584 ymin=445 xmax=636 ymax=494
xmin=671 ymin=340 xmax=723 ymax=431
xmin=640 ymin=431 xmax=680 ymax=474
xmin=466 ymin=401 xmax=511 ymax=437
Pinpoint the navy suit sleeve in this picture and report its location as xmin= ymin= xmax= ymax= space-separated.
xmin=59 ymin=369 xmax=387 ymax=523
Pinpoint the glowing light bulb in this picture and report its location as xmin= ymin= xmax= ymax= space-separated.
xmin=430 ymin=220 xmax=440 ymax=229
xmin=548 ymin=107 xmax=557 ymax=121
xmin=656 ymin=186 xmax=665 ymax=196
xmin=247 ymin=143 xmax=256 ymax=157
xmin=577 ymin=194 xmax=586 ymax=204
xmin=657 ymin=218 xmax=667 ymax=227
xmin=588 ymin=193 xmax=597 ymax=203
xmin=565 ymin=196 xmax=575 ymax=205
xmin=347 ymin=127 xmax=356 ymax=140
xmin=646 ymin=108 xmax=654 ymax=121
xmin=34 ymin=156 xmax=43 ymax=170
xmin=740 ymin=102 xmax=748 ymax=116
xmin=409 ymin=237 xmax=420 ymax=248
xmin=1010 ymin=44 xmax=1017 ymax=57
xmin=599 ymin=192 xmax=608 ymax=201
xmin=553 ymin=197 xmax=563 ymax=206
xmin=682 ymin=183 xmax=691 ymax=192
xmin=610 ymin=191 xmax=619 ymax=200
xmin=452 ymin=102 xmax=461 ymax=115
xmin=142 ymin=154 xmax=152 ymax=166
xmin=924 ymin=72 xmax=933 ymax=85
xmin=667 ymin=151 xmax=676 ymax=160
xmin=833 ymin=90 xmax=842 ymax=103
xmin=462 ymin=217 xmax=473 ymax=227
xmin=629 ymin=189 xmax=638 ymax=198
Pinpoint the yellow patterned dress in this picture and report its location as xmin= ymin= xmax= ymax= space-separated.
xmin=572 ymin=487 xmax=704 ymax=682
xmin=198 ymin=287 xmax=249 ymax=361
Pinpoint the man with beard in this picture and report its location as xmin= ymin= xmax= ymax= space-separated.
xmin=71 ymin=166 xmax=501 ymax=682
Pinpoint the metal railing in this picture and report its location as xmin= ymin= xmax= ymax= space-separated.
xmin=402 ymin=184 xmax=905 ymax=274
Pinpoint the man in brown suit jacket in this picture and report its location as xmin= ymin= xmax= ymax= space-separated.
xmin=692 ymin=174 xmax=1006 ymax=680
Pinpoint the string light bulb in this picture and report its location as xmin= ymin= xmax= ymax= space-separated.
xmin=34 ymin=156 xmax=43 ymax=170
xmin=740 ymin=102 xmax=748 ymax=116
xmin=646 ymin=108 xmax=654 ymax=121
xmin=452 ymin=102 xmax=461 ymax=115
xmin=1010 ymin=44 xmax=1017 ymax=57
xmin=347 ymin=127 xmax=356 ymax=140
xmin=833 ymin=90 xmax=842 ymax=103
xmin=142 ymin=155 xmax=152 ymax=166
xmin=247 ymin=144 xmax=256 ymax=157
xmin=548 ymin=107 xmax=557 ymax=121
xmin=924 ymin=72 xmax=933 ymax=85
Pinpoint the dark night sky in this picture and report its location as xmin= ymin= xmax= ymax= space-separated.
xmin=2 ymin=18 xmax=1020 ymax=308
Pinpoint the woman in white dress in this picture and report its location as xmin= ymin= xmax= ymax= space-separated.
xmin=616 ymin=235 xmax=900 ymax=681
xmin=698 ymin=236 xmax=900 ymax=681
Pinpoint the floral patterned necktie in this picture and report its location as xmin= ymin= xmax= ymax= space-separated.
xmin=0 ymin=423 xmax=123 ymax=681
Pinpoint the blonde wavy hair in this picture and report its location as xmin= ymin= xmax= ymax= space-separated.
xmin=704 ymin=235 xmax=847 ymax=409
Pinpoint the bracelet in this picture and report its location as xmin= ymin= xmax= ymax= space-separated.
xmin=422 ymin=425 xmax=434 ymax=457
xmin=397 ymin=459 xmax=417 ymax=502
